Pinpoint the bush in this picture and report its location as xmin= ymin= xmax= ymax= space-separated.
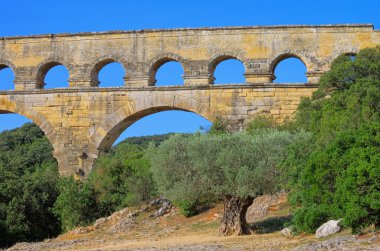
xmin=88 ymin=143 xmax=157 ymax=215
xmin=246 ymin=116 xmax=275 ymax=134
xmin=175 ymin=200 xmax=198 ymax=217
xmin=285 ymin=46 xmax=380 ymax=234
xmin=208 ymin=116 xmax=229 ymax=135
xmin=53 ymin=177 xmax=100 ymax=232
xmin=291 ymin=205 xmax=330 ymax=234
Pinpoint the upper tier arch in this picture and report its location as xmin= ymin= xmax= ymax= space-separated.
xmin=87 ymin=55 xmax=129 ymax=87
xmin=34 ymin=57 xmax=73 ymax=89
xmin=147 ymin=52 xmax=188 ymax=86
xmin=208 ymin=50 xmax=248 ymax=84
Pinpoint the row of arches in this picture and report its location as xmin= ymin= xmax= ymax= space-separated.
xmin=0 ymin=57 xmax=307 ymax=90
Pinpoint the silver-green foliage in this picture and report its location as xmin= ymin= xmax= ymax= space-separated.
xmin=149 ymin=129 xmax=310 ymax=201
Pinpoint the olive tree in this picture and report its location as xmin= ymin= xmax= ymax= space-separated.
xmin=149 ymin=130 xmax=308 ymax=235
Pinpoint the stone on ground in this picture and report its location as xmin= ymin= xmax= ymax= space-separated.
xmin=315 ymin=219 xmax=342 ymax=238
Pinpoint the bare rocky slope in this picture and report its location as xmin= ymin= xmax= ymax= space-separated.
xmin=7 ymin=193 xmax=380 ymax=251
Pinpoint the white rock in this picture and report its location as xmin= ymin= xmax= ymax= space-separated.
xmin=281 ymin=227 xmax=293 ymax=238
xmin=315 ymin=219 xmax=342 ymax=238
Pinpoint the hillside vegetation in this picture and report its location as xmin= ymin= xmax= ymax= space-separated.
xmin=285 ymin=46 xmax=380 ymax=234
xmin=0 ymin=128 xmax=172 ymax=247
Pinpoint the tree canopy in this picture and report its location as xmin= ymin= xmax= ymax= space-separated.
xmin=0 ymin=123 xmax=60 ymax=246
xmin=149 ymin=130 xmax=309 ymax=235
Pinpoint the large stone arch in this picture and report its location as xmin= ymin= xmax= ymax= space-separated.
xmin=34 ymin=56 xmax=74 ymax=89
xmin=146 ymin=52 xmax=188 ymax=85
xmin=0 ymin=98 xmax=58 ymax=151
xmin=86 ymin=54 xmax=129 ymax=87
xmin=208 ymin=50 xmax=248 ymax=84
xmin=87 ymin=94 xmax=213 ymax=168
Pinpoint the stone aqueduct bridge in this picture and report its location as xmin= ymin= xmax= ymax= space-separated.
xmin=0 ymin=24 xmax=379 ymax=177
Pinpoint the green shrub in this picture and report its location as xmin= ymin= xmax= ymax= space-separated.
xmin=291 ymin=205 xmax=330 ymax=234
xmin=53 ymin=177 xmax=100 ymax=232
xmin=208 ymin=117 xmax=228 ymax=135
xmin=175 ymin=200 xmax=198 ymax=217
xmin=246 ymin=116 xmax=275 ymax=134
xmin=284 ymin=46 xmax=380 ymax=234
xmin=88 ymin=143 xmax=157 ymax=215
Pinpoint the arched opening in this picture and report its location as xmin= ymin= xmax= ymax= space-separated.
xmin=37 ymin=62 xmax=69 ymax=89
xmin=88 ymin=109 xmax=211 ymax=215
xmin=94 ymin=107 xmax=212 ymax=153
xmin=114 ymin=110 xmax=211 ymax=145
xmin=149 ymin=60 xmax=184 ymax=86
xmin=0 ymin=65 xmax=15 ymax=91
xmin=0 ymin=100 xmax=57 ymax=153
xmin=273 ymin=56 xmax=307 ymax=83
xmin=92 ymin=60 xmax=126 ymax=87
xmin=0 ymin=112 xmax=31 ymax=132
xmin=210 ymin=57 xmax=245 ymax=85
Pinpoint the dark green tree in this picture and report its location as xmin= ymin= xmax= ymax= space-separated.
xmin=0 ymin=123 xmax=60 ymax=247
xmin=88 ymin=143 xmax=156 ymax=215
xmin=285 ymin=46 xmax=380 ymax=233
xmin=53 ymin=177 xmax=100 ymax=232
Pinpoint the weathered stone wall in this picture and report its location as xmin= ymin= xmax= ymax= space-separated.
xmin=0 ymin=24 xmax=379 ymax=176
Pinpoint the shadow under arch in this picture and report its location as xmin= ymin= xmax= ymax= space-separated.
xmin=0 ymin=98 xmax=58 ymax=151
xmin=147 ymin=52 xmax=187 ymax=86
xmin=88 ymin=96 xmax=213 ymax=158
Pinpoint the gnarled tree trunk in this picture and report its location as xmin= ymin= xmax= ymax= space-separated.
xmin=219 ymin=195 xmax=254 ymax=236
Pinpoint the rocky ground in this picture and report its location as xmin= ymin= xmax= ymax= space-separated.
xmin=7 ymin=193 xmax=380 ymax=251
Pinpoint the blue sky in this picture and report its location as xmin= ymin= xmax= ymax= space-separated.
xmin=0 ymin=0 xmax=379 ymax=144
